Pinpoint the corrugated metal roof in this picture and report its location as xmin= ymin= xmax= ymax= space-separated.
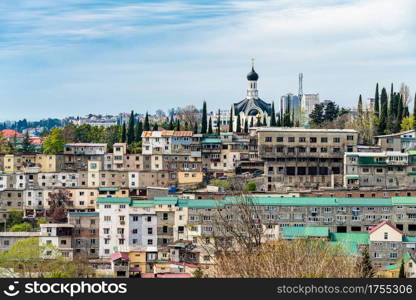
xmin=392 ymin=197 xmax=416 ymax=205
xmin=96 ymin=197 xmax=131 ymax=204
xmin=68 ymin=212 xmax=99 ymax=217
xmin=201 ymin=138 xmax=221 ymax=143
xmin=98 ymin=187 xmax=119 ymax=192
xmin=283 ymin=226 xmax=329 ymax=239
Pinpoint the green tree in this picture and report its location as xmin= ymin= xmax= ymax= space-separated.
xmin=374 ymin=83 xmax=380 ymax=117
xmin=236 ymin=114 xmax=241 ymax=133
xmin=250 ymin=117 xmax=254 ymax=127
xmin=208 ymin=118 xmax=213 ymax=134
xmin=309 ymin=104 xmax=324 ymax=128
xmin=357 ymin=246 xmax=375 ymax=278
xmin=127 ymin=110 xmax=135 ymax=144
xmin=10 ymin=222 xmax=32 ymax=232
xmin=229 ymin=106 xmax=233 ymax=132
xmin=193 ymin=268 xmax=204 ymax=278
xmin=201 ymin=101 xmax=208 ymax=134
xmin=216 ymin=109 xmax=221 ymax=135
xmin=262 ymin=114 xmax=267 ymax=126
xmin=399 ymin=259 xmax=406 ymax=278
xmin=175 ymin=119 xmax=181 ymax=131
xmin=414 ymin=93 xmax=416 ymax=130
xmin=270 ymin=102 xmax=277 ymax=126
xmin=244 ymin=181 xmax=256 ymax=192
xmin=168 ymin=115 xmax=174 ymax=130
xmin=324 ymin=101 xmax=339 ymax=122
xmin=21 ymin=131 xmax=35 ymax=153
xmin=193 ymin=122 xmax=198 ymax=134
xmin=6 ymin=210 xmax=24 ymax=229
xmin=135 ymin=120 xmax=143 ymax=142
xmin=244 ymin=119 xmax=248 ymax=133
xmin=121 ymin=122 xmax=126 ymax=143
xmin=379 ymin=88 xmax=388 ymax=134
xmin=43 ymin=128 xmax=64 ymax=154
xmin=144 ymin=112 xmax=150 ymax=131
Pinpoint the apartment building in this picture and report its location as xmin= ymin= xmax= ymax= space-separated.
xmin=344 ymin=151 xmax=416 ymax=189
xmin=257 ymin=128 xmax=358 ymax=191
xmin=374 ymin=130 xmax=416 ymax=152
xmin=68 ymin=212 xmax=99 ymax=259
xmin=39 ymin=223 xmax=74 ymax=259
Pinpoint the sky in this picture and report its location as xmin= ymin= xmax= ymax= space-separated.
xmin=0 ymin=0 xmax=415 ymax=121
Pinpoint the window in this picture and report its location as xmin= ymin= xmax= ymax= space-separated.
xmin=384 ymin=232 xmax=388 ymax=240
xmin=265 ymin=137 xmax=272 ymax=142
xmin=148 ymin=228 xmax=153 ymax=234
xmin=310 ymin=137 xmax=317 ymax=143
xmin=276 ymin=137 xmax=284 ymax=142
xmin=320 ymin=137 xmax=328 ymax=143
xmin=288 ymin=137 xmax=295 ymax=142
xmin=333 ymin=137 xmax=340 ymax=143
xmin=347 ymin=135 xmax=354 ymax=141
xmin=147 ymin=239 xmax=153 ymax=245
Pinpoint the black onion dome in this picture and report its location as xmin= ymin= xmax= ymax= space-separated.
xmin=247 ymin=67 xmax=259 ymax=81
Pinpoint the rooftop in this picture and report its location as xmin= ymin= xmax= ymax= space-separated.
xmin=256 ymin=127 xmax=358 ymax=133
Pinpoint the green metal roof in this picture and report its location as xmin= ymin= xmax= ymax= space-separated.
xmin=403 ymin=236 xmax=416 ymax=242
xmin=131 ymin=200 xmax=155 ymax=208
xmin=408 ymin=150 xmax=416 ymax=155
xmin=392 ymin=197 xmax=416 ymax=206
xmin=153 ymin=197 xmax=179 ymax=205
xmin=68 ymin=212 xmax=99 ymax=217
xmin=358 ymin=157 xmax=386 ymax=165
xmin=201 ymin=138 xmax=221 ymax=143
xmin=329 ymin=232 xmax=369 ymax=255
xmin=96 ymin=197 xmax=131 ymax=204
xmin=282 ymin=226 xmax=329 ymax=239
xmin=98 ymin=187 xmax=119 ymax=192
xmin=224 ymin=197 xmax=392 ymax=207
xmin=384 ymin=252 xmax=413 ymax=271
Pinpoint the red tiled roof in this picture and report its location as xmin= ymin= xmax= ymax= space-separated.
xmin=110 ymin=251 xmax=129 ymax=261
xmin=172 ymin=131 xmax=193 ymax=137
xmin=369 ymin=221 xmax=403 ymax=235
xmin=29 ymin=137 xmax=44 ymax=145
xmin=1 ymin=129 xmax=24 ymax=137
xmin=141 ymin=131 xmax=153 ymax=137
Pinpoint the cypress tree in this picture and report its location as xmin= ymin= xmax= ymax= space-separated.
xmin=374 ymin=83 xmax=380 ymax=117
xmin=413 ymin=93 xmax=416 ymax=130
xmin=168 ymin=115 xmax=174 ymax=130
xmin=127 ymin=110 xmax=135 ymax=144
xmin=250 ymin=117 xmax=254 ymax=127
xmin=208 ymin=117 xmax=213 ymax=134
xmin=229 ymin=106 xmax=233 ymax=132
xmin=135 ymin=119 xmax=143 ymax=142
xmin=216 ymin=109 xmax=221 ymax=135
xmin=144 ymin=112 xmax=150 ymax=131
xmin=399 ymin=259 xmax=406 ymax=278
xmin=244 ymin=119 xmax=248 ymax=133
xmin=193 ymin=122 xmax=198 ymax=134
xmin=201 ymin=101 xmax=207 ymax=134
xmin=270 ymin=102 xmax=277 ymax=126
xmin=395 ymin=95 xmax=404 ymax=133
xmin=184 ymin=121 xmax=189 ymax=131
xmin=153 ymin=123 xmax=158 ymax=131
xmin=379 ymin=88 xmax=388 ymax=134
xmin=175 ymin=119 xmax=180 ymax=131
xmin=236 ymin=115 xmax=241 ymax=132
xmin=262 ymin=114 xmax=267 ymax=127
xmin=121 ymin=122 xmax=126 ymax=143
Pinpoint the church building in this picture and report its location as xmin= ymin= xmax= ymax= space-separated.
xmin=232 ymin=63 xmax=272 ymax=130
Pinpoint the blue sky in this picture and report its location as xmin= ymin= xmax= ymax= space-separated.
xmin=0 ymin=0 xmax=415 ymax=121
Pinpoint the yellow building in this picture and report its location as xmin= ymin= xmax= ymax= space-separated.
xmin=178 ymin=171 xmax=203 ymax=185
xmin=4 ymin=154 xmax=14 ymax=173
xmin=36 ymin=154 xmax=57 ymax=172
xmin=128 ymin=251 xmax=147 ymax=274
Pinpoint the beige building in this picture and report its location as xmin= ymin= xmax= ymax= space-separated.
xmin=257 ymin=128 xmax=358 ymax=191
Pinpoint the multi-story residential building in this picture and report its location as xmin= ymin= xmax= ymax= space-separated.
xmin=257 ymin=128 xmax=358 ymax=191
xmin=344 ymin=151 xmax=415 ymax=189
xmin=64 ymin=143 xmax=107 ymax=155
xmin=68 ymin=212 xmax=99 ymax=259
xmin=39 ymin=223 xmax=74 ymax=259
xmin=374 ymin=130 xmax=416 ymax=152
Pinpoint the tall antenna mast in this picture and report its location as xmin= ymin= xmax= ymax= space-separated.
xmin=298 ymin=73 xmax=303 ymax=99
